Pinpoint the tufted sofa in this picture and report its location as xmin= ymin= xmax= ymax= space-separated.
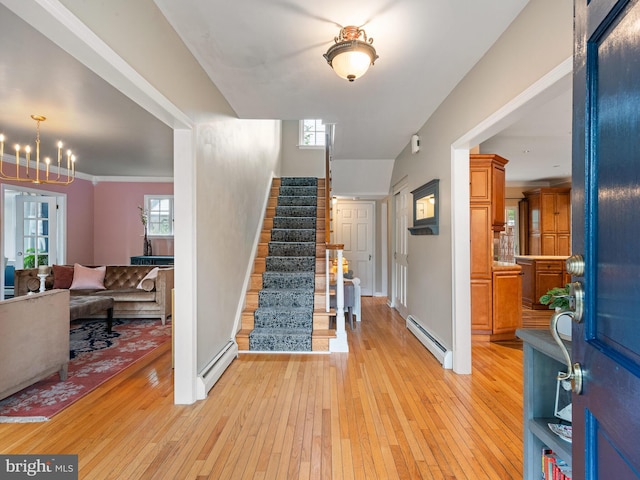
xmin=14 ymin=265 xmax=173 ymax=325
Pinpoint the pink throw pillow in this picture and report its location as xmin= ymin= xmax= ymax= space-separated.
xmin=52 ymin=265 xmax=74 ymax=289
xmin=69 ymin=264 xmax=106 ymax=290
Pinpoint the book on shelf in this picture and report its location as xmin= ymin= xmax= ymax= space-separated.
xmin=541 ymin=448 xmax=571 ymax=480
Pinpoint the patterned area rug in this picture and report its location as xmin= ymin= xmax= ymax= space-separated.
xmin=0 ymin=319 xmax=171 ymax=422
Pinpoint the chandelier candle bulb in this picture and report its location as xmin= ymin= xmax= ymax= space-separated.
xmin=25 ymin=145 xmax=30 ymax=175
xmin=0 ymin=115 xmax=76 ymax=185
xmin=57 ymin=142 xmax=63 ymax=178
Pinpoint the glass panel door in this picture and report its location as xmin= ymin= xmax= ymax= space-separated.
xmin=15 ymin=196 xmax=57 ymax=269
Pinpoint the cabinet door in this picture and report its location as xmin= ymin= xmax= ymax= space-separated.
xmin=491 ymin=163 xmax=506 ymax=232
xmin=540 ymin=192 xmax=558 ymax=233
xmin=470 ymin=205 xmax=492 ymax=277
xmin=535 ymin=270 xmax=565 ymax=305
xmin=541 ymin=234 xmax=558 ymax=256
xmin=555 ymin=192 xmax=571 ymax=234
xmin=518 ymin=260 xmax=535 ymax=308
xmin=470 ymin=168 xmax=490 ymax=202
xmin=557 ymin=233 xmax=571 ymax=256
xmin=493 ymin=269 xmax=522 ymax=334
xmin=471 ymin=279 xmax=492 ymax=331
xmin=528 ymin=233 xmax=541 ymax=255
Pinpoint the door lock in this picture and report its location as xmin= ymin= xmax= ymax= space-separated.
xmin=569 ymin=281 xmax=584 ymax=323
xmin=566 ymin=254 xmax=585 ymax=276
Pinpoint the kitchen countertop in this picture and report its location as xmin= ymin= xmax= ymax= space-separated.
xmin=514 ymin=255 xmax=569 ymax=260
xmin=492 ymin=262 xmax=522 ymax=271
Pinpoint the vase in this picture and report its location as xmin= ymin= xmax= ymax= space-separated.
xmin=143 ymin=233 xmax=152 ymax=256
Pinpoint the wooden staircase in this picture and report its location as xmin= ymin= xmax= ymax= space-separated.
xmin=236 ymin=178 xmax=336 ymax=351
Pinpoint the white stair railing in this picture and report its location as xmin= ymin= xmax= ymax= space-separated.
xmin=326 ymin=245 xmax=348 ymax=352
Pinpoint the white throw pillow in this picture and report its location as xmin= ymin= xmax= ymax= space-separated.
xmin=137 ymin=267 xmax=160 ymax=291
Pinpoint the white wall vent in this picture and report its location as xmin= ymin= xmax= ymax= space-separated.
xmin=406 ymin=315 xmax=452 ymax=369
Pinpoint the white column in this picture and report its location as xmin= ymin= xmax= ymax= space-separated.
xmin=325 ymin=249 xmax=330 ymax=312
xmin=330 ymin=248 xmax=349 ymax=352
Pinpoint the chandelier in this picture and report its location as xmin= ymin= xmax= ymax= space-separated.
xmin=0 ymin=115 xmax=76 ymax=185
xmin=323 ymin=26 xmax=378 ymax=82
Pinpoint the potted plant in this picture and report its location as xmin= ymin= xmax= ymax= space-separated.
xmin=539 ymin=284 xmax=571 ymax=311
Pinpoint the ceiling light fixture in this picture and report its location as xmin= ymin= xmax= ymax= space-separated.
xmin=323 ymin=26 xmax=378 ymax=82
xmin=0 ymin=115 xmax=76 ymax=185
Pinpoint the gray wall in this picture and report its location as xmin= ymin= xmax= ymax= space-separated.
xmin=60 ymin=0 xmax=282 ymax=386
xmin=280 ymin=121 xmax=325 ymax=177
xmin=390 ymin=0 xmax=573 ymax=348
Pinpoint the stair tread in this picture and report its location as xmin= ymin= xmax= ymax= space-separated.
xmin=312 ymin=329 xmax=337 ymax=337
xmin=256 ymin=305 xmax=314 ymax=312
xmin=251 ymin=327 xmax=312 ymax=334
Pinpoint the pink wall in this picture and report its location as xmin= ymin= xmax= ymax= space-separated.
xmin=93 ymin=182 xmax=174 ymax=265
xmin=2 ymin=170 xmax=172 ymax=265
xmin=1 ymin=172 xmax=94 ymax=265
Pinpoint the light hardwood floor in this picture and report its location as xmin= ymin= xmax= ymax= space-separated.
xmin=0 ymin=298 xmax=525 ymax=479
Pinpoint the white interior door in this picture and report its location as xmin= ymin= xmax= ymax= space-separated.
xmin=394 ymin=187 xmax=409 ymax=318
xmin=336 ymin=201 xmax=374 ymax=296
xmin=15 ymin=196 xmax=58 ymax=269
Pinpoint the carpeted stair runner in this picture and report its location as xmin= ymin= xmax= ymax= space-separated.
xmin=249 ymin=177 xmax=318 ymax=351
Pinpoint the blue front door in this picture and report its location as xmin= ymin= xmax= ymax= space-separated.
xmin=573 ymin=0 xmax=640 ymax=477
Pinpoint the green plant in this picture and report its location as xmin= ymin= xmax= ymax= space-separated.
xmin=23 ymin=248 xmax=49 ymax=269
xmin=539 ymin=284 xmax=571 ymax=310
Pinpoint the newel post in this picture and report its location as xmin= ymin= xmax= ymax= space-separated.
xmin=327 ymin=244 xmax=348 ymax=352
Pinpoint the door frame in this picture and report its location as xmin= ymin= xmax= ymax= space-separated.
xmin=391 ymin=176 xmax=409 ymax=317
xmin=334 ymin=199 xmax=376 ymax=296
xmin=1 ymin=184 xmax=68 ymax=299
xmin=450 ymin=57 xmax=573 ymax=374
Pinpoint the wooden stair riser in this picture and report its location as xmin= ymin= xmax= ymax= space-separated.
xmin=236 ymin=332 xmax=250 ymax=350
xmin=250 ymin=274 xmax=262 ymax=291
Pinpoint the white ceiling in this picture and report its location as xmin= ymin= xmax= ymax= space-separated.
xmin=0 ymin=4 xmax=173 ymax=178
xmin=0 ymin=1 xmax=572 ymax=185
xmin=153 ymin=0 xmax=529 ymax=161
xmin=481 ymin=86 xmax=573 ymax=184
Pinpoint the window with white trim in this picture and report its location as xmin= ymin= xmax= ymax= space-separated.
xmin=299 ymin=119 xmax=326 ymax=148
xmin=144 ymin=195 xmax=174 ymax=236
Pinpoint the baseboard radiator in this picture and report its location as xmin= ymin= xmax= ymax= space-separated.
xmin=196 ymin=340 xmax=238 ymax=399
xmin=406 ymin=315 xmax=452 ymax=369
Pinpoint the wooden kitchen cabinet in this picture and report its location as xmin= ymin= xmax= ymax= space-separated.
xmin=522 ymin=187 xmax=571 ymax=256
xmin=470 ymin=154 xmax=507 ymax=232
xmin=492 ymin=265 xmax=523 ymax=337
xmin=470 ymin=154 xmax=521 ymax=340
xmin=516 ymin=256 xmax=571 ymax=309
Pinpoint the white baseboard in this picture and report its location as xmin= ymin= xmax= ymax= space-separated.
xmin=196 ymin=341 xmax=238 ymax=399
xmin=406 ymin=315 xmax=452 ymax=369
